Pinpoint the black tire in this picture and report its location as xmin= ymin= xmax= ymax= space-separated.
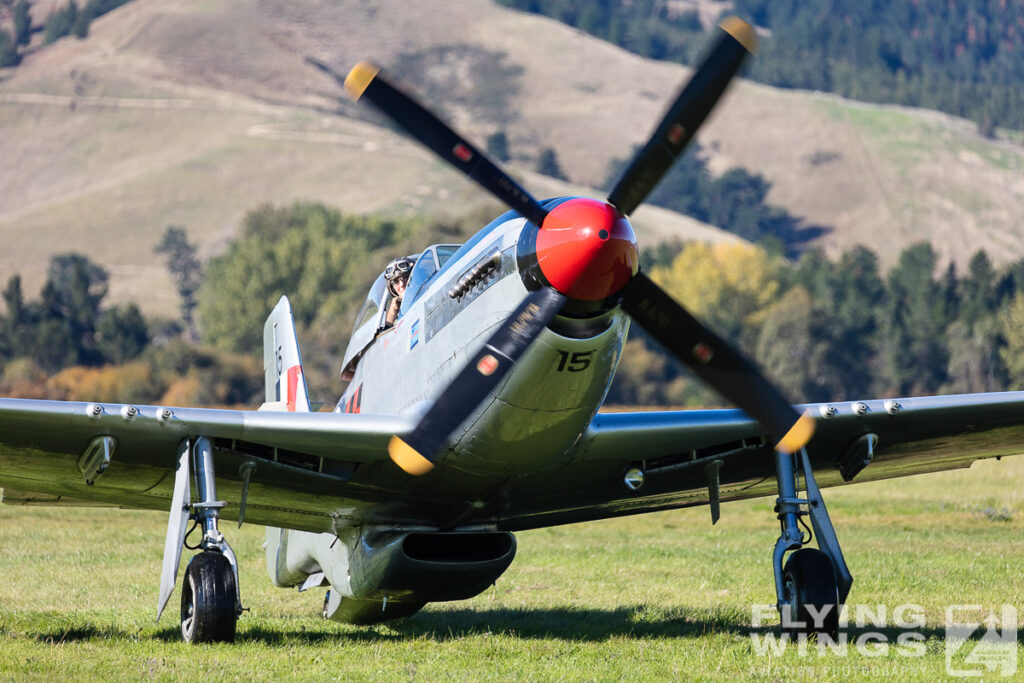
xmin=781 ymin=548 xmax=839 ymax=638
xmin=180 ymin=550 xmax=238 ymax=643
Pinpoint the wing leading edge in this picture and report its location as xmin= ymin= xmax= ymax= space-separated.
xmin=0 ymin=398 xmax=415 ymax=531
xmin=580 ymin=391 xmax=1024 ymax=474
xmin=0 ymin=398 xmax=413 ymax=460
xmin=5 ymin=392 xmax=1024 ymax=533
xmin=492 ymin=391 xmax=1024 ymax=531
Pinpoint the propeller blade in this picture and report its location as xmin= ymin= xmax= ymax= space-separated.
xmin=620 ymin=271 xmax=814 ymax=453
xmin=389 ymin=287 xmax=567 ymax=475
xmin=326 ymin=59 xmax=549 ymax=227
xmin=607 ymin=17 xmax=756 ymax=216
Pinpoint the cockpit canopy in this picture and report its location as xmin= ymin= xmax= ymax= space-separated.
xmin=401 ymin=244 xmax=461 ymax=314
xmin=341 ymin=244 xmax=461 ymax=379
xmin=350 ymin=270 xmax=392 ymax=339
xmin=349 ymin=244 xmax=461 ymax=339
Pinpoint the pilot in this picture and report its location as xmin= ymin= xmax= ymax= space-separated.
xmin=384 ymin=256 xmax=414 ymax=326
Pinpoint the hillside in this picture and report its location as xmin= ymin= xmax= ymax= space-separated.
xmin=1 ymin=0 xmax=1023 ymax=316
xmin=501 ymin=0 xmax=1024 ymax=133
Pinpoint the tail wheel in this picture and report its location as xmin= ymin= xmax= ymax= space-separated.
xmin=781 ymin=548 xmax=839 ymax=638
xmin=180 ymin=550 xmax=238 ymax=643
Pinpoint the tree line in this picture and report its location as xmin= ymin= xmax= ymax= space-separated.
xmin=0 ymin=0 xmax=133 ymax=67
xmin=3 ymin=200 xmax=1023 ymax=409
xmin=609 ymin=240 xmax=1024 ymax=406
xmin=42 ymin=0 xmax=133 ymax=43
xmin=606 ymin=142 xmax=824 ymax=253
xmin=0 ymin=202 xmax=471 ymax=405
xmin=498 ymin=0 xmax=1024 ymax=135
xmin=0 ymin=233 xmax=259 ymax=407
xmin=0 ymin=0 xmax=31 ymax=66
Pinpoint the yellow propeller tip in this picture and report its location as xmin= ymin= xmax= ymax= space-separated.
xmin=388 ymin=436 xmax=435 ymax=476
xmin=344 ymin=61 xmax=380 ymax=101
xmin=775 ymin=411 xmax=816 ymax=454
xmin=719 ymin=16 xmax=758 ymax=55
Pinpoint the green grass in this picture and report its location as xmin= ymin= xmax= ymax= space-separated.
xmin=4 ymin=457 xmax=1024 ymax=680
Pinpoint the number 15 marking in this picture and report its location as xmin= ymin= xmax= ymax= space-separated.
xmin=556 ymin=350 xmax=593 ymax=372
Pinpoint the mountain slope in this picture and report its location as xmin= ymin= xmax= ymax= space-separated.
xmin=1 ymin=0 xmax=1022 ymax=316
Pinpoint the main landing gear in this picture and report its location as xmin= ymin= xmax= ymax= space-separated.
xmin=181 ymin=549 xmax=238 ymax=642
xmin=157 ymin=436 xmax=244 ymax=643
xmin=179 ymin=436 xmax=244 ymax=643
xmin=771 ymin=448 xmax=852 ymax=638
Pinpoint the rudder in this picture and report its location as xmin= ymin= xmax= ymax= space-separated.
xmin=262 ymin=295 xmax=311 ymax=412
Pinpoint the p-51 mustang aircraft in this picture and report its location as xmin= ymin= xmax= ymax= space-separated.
xmin=3 ymin=18 xmax=1024 ymax=643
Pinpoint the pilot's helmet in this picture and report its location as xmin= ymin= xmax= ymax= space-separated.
xmin=384 ymin=256 xmax=415 ymax=295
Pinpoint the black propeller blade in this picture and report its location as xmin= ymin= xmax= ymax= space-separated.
xmin=620 ymin=271 xmax=813 ymax=453
xmin=330 ymin=60 xmax=550 ymax=227
xmin=604 ymin=18 xmax=810 ymax=449
xmin=342 ymin=16 xmax=815 ymax=475
xmin=389 ymin=287 xmax=568 ymax=475
xmin=607 ymin=17 xmax=756 ymax=216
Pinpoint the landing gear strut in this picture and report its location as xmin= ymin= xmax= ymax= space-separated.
xmin=772 ymin=447 xmax=852 ymax=637
xmin=180 ymin=436 xmax=243 ymax=643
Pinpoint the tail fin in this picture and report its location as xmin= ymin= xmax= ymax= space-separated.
xmin=262 ymin=296 xmax=311 ymax=412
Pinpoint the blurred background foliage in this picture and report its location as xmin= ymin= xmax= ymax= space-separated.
xmin=3 ymin=198 xmax=1024 ymax=410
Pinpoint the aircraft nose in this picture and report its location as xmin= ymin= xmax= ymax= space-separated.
xmin=534 ymin=198 xmax=639 ymax=301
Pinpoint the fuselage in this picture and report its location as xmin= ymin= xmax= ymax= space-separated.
xmin=337 ymin=201 xmax=633 ymax=476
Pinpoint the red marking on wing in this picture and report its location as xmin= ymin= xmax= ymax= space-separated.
xmin=477 ymin=354 xmax=499 ymax=376
xmin=453 ymin=143 xmax=473 ymax=163
xmin=668 ymin=123 xmax=686 ymax=145
xmin=286 ymin=365 xmax=301 ymax=412
xmin=692 ymin=342 xmax=714 ymax=364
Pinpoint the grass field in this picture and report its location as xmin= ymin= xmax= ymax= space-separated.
xmin=3 ymin=456 xmax=1024 ymax=681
